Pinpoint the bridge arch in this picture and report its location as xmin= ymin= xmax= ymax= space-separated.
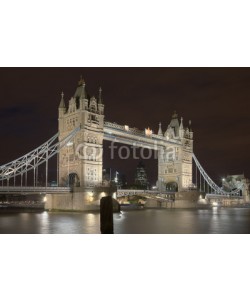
xmin=67 ymin=172 xmax=80 ymax=187
xmin=166 ymin=181 xmax=178 ymax=192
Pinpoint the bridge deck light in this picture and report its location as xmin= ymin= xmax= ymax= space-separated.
xmin=145 ymin=127 xmax=152 ymax=136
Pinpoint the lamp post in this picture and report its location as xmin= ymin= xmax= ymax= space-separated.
xmin=222 ymin=178 xmax=225 ymax=189
xmin=115 ymin=171 xmax=119 ymax=184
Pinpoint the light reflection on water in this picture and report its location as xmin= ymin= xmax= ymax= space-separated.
xmin=1 ymin=208 xmax=250 ymax=234
xmin=38 ymin=212 xmax=100 ymax=234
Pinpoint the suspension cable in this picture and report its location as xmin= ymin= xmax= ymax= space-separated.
xmin=0 ymin=127 xmax=80 ymax=181
xmin=192 ymin=153 xmax=243 ymax=196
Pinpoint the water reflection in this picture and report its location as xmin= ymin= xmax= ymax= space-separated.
xmin=39 ymin=212 xmax=50 ymax=234
xmin=1 ymin=208 xmax=250 ymax=234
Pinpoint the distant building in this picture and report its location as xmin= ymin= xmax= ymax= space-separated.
xmin=135 ymin=161 xmax=149 ymax=189
xmin=103 ymin=168 xmax=127 ymax=188
xmin=103 ymin=168 xmax=112 ymax=182
xmin=119 ymin=174 xmax=128 ymax=188
xmin=222 ymin=174 xmax=245 ymax=192
xmin=222 ymin=175 xmax=249 ymax=199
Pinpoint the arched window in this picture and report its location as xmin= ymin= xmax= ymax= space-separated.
xmin=67 ymin=173 xmax=80 ymax=187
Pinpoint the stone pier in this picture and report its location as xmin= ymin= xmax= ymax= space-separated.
xmin=45 ymin=186 xmax=117 ymax=211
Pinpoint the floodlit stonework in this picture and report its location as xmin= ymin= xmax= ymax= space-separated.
xmin=157 ymin=113 xmax=193 ymax=192
xmin=58 ymin=79 xmax=194 ymax=193
xmin=58 ymin=78 xmax=104 ymax=188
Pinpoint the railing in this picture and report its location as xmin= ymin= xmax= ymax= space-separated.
xmin=104 ymin=121 xmax=145 ymax=137
xmin=117 ymin=189 xmax=175 ymax=196
xmin=205 ymin=194 xmax=243 ymax=199
xmin=0 ymin=186 xmax=71 ymax=193
xmin=104 ymin=121 xmax=127 ymax=131
xmin=104 ymin=121 xmax=182 ymax=145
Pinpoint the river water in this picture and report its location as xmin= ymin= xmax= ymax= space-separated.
xmin=0 ymin=207 xmax=250 ymax=234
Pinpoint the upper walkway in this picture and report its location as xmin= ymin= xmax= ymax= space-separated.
xmin=104 ymin=121 xmax=182 ymax=149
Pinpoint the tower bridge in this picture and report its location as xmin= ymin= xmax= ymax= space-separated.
xmin=103 ymin=121 xmax=183 ymax=149
xmin=0 ymin=77 xmax=249 ymax=210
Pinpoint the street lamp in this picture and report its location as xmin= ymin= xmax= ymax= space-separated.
xmin=114 ymin=171 xmax=119 ymax=184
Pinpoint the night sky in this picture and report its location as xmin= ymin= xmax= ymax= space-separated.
xmin=0 ymin=68 xmax=250 ymax=185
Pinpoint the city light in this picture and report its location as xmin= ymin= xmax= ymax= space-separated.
xmin=145 ymin=127 xmax=152 ymax=136
xmin=88 ymin=191 xmax=94 ymax=202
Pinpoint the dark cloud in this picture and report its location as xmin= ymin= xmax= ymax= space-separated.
xmin=0 ymin=105 xmax=35 ymax=118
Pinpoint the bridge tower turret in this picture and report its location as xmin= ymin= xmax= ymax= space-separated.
xmin=58 ymin=77 xmax=104 ymax=188
xmin=98 ymin=87 xmax=104 ymax=115
xmin=179 ymin=119 xmax=193 ymax=190
xmin=157 ymin=112 xmax=193 ymax=192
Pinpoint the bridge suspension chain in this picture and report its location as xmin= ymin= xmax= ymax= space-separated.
xmin=0 ymin=127 xmax=80 ymax=181
xmin=192 ymin=153 xmax=243 ymax=196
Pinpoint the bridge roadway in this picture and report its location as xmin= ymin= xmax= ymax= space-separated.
xmin=0 ymin=186 xmax=71 ymax=195
xmin=117 ymin=189 xmax=176 ymax=201
xmin=104 ymin=122 xmax=182 ymax=149
xmin=117 ymin=189 xmax=165 ymax=196
xmin=205 ymin=193 xmax=242 ymax=199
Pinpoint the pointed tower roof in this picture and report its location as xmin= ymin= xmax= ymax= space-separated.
xmin=59 ymin=91 xmax=66 ymax=109
xmin=74 ymin=75 xmax=89 ymax=100
xmin=158 ymin=122 xmax=163 ymax=136
xmin=78 ymin=75 xmax=85 ymax=86
xmin=189 ymin=120 xmax=192 ymax=131
xmin=169 ymin=111 xmax=180 ymax=137
xmin=180 ymin=117 xmax=183 ymax=129
xmin=172 ymin=111 xmax=178 ymax=119
xmin=98 ymin=87 xmax=103 ymax=104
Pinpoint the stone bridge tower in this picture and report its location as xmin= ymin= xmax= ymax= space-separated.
xmin=157 ymin=112 xmax=193 ymax=192
xmin=58 ymin=77 xmax=104 ymax=188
